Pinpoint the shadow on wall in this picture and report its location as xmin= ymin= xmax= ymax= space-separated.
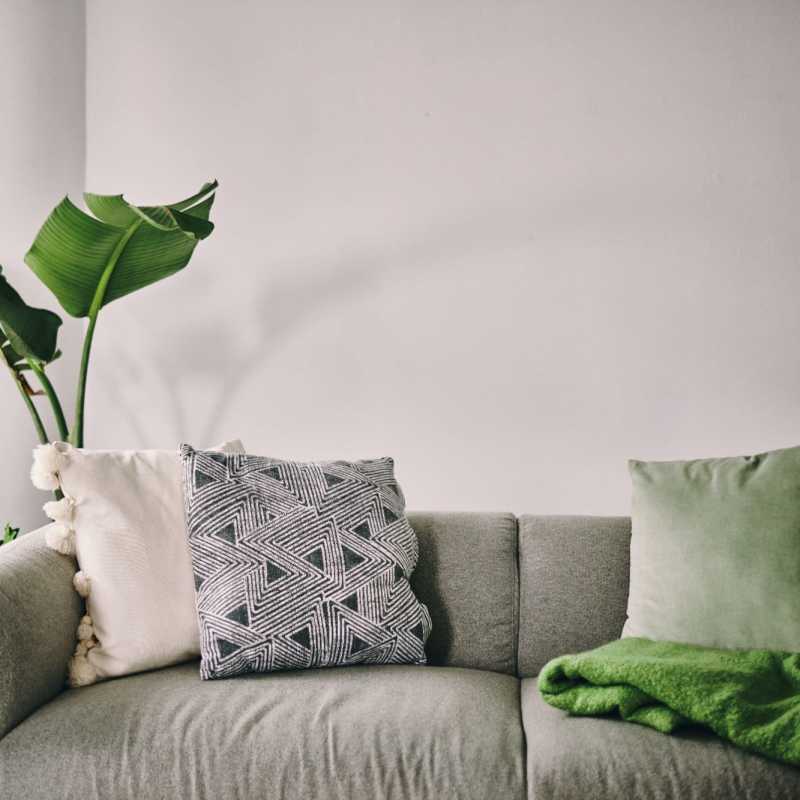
xmin=193 ymin=253 xmax=388 ymax=446
xmin=98 ymin=196 xmax=547 ymax=445
xmin=96 ymin=176 xmax=702 ymax=447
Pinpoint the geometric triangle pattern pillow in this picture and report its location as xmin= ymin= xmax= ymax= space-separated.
xmin=180 ymin=445 xmax=431 ymax=679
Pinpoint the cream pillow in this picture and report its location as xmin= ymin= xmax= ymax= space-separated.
xmin=32 ymin=440 xmax=244 ymax=687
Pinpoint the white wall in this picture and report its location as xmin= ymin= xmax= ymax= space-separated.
xmin=79 ymin=0 xmax=800 ymax=515
xmin=0 ymin=1 xmax=84 ymax=531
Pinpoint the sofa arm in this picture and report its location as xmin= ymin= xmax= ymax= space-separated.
xmin=0 ymin=525 xmax=82 ymax=740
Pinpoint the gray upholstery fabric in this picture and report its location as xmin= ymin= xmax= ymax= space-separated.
xmin=408 ymin=511 xmax=518 ymax=675
xmin=517 ymin=515 xmax=630 ymax=676
xmin=521 ymin=679 xmax=800 ymax=799
xmin=0 ymin=662 xmax=526 ymax=800
xmin=0 ymin=526 xmax=82 ymax=740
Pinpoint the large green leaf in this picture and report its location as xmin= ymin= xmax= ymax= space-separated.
xmin=25 ymin=180 xmax=217 ymax=317
xmin=0 ymin=266 xmax=62 ymax=364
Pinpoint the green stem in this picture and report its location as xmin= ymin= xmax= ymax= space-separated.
xmin=1 ymin=347 xmax=62 ymax=499
xmin=71 ymin=313 xmax=97 ymax=448
xmin=71 ymin=219 xmax=142 ymax=447
xmin=27 ymin=359 xmax=69 ymax=441
xmin=13 ymin=373 xmax=49 ymax=445
xmin=14 ymin=375 xmax=62 ymax=501
xmin=0 ymin=345 xmax=49 ymax=444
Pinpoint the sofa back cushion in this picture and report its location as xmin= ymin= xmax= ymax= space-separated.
xmin=407 ymin=512 xmax=518 ymax=675
xmin=517 ymin=515 xmax=631 ymax=677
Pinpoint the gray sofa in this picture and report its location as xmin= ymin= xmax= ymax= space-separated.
xmin=0 ymin=513 xmax=797 ymax=799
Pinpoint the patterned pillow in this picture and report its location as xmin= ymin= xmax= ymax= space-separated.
xmin=180 ymin=445 xmax=432 ymax=679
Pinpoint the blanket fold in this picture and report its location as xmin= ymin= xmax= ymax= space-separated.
xmin=538 ymin=637 xmax=800 ymax=766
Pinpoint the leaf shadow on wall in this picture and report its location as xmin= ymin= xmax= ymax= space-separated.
xmin=100 ymin=202 xmax=537 ymax=446
xmin=97 ymin=181 xmax=664 ymax=447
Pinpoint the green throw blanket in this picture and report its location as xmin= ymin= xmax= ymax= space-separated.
xmin=538 ymin=637 xmax=800 ymax=767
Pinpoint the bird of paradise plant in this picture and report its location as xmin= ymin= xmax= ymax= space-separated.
xmin=0 ymin=180 xmax=217 ymax=455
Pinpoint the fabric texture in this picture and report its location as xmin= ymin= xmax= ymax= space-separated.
xmin=522 ymin=678 xmax=800 ymax=800
xmin=0 ymin=527 xmax=82 ymax=741
xmin=0 ymin=661 xmax=526 ymax=800
xmin=181 ymin=446 xmax=431 ymax=678
xmin=35 ymin=439 xmax=244 ymax=685
xmin=625 ymin=445 xmax=800 ymax=651
xmin=408 ymin=511 xmax=518 ymax=675
xmin=517 ymin=515 xmax=630 ymax=676
xmin=538 ymin=637 xmax=800 ymax=766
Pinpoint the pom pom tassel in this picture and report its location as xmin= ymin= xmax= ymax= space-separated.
xmin=73 ymin=571 xmax=91 ymax=598
xmin=75 ymin=638 xmax=97 ymax=657
xmin=68 ymin=653 xmax=97 ymax=688
xmin=31 ymin=462 xmax=59 ymax=492
xmin=68 ymin=615 xmax=99 ymax=687
xmin=31 ymin=443 xmax=67 ymax=491
xmin=43 ymin=496 xmax=75 ymax=524
xmin=33 ymin=442 xmax=67 ymax=474
xmin=31 ymin=443 xmax=99 ymax=688
xmin=44 ymin=523 xmax=76 ymax=557
xmin=76 ymin=614 xmax=95 ymax=641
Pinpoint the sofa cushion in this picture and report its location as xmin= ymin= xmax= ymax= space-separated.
xmin=521 ymin=678 xmax=800 ymax=800
xmin=0 ymin=663 xmax=525 ymax=800
xmin=517 ymin=515 xmax=630 ymax=676
xmin=408 ymin=511 xmax=518 ymax=675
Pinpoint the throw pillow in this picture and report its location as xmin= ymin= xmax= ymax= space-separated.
xmin=624 ymin=445 xmax=800 ymax=651
xmin=180 ymin=445 xmax=432 ymax=679
xmin=32 ymin=439 xmax=245 ymax=686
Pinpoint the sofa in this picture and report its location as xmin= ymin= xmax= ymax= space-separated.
xmin=0 ymin=512 xmax=797 ymax=799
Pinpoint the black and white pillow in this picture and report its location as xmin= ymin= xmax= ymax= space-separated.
xmin=180 ymin=445 xmax=432 ymax=679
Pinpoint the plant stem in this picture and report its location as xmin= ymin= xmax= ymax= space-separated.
xmin=1 ymin=348 xmax=62 ymax=499
xmin=71 ymin=312 xmax=97 ymax=448
xmin=27 ymin=359 xmax=69 ymax=441
xmin=71 ymin=219 xmax=142 ymax=447
xmin=15 ymin=376 xmax=63 ymax=501
xmin=13 ymin=374 xmax=49 ymax=445
xmin=0 ymin=345 xmax=48 ymax=444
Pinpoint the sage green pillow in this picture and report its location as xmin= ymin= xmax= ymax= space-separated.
xmin=623 ymin=445 xmax=800 ymax=652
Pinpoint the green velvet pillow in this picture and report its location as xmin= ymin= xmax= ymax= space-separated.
xmin=623 ymin=445 xmax=800 ymax=652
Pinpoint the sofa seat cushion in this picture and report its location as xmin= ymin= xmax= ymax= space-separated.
xmin=0 ymin=663 xmax=525 ymax=800
xmin=521 ymin=679 xmax=800 ymax=800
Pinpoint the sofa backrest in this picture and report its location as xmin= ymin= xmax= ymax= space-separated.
xmin=516 ymin=515 xmax=631 ymax=676
xmin=409 ymin=513 xmax=631 ymax=678
xmin=408 ymin=511 xmax=518 ymax=676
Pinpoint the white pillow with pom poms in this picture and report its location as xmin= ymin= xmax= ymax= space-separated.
xmin=31 ymin=440 xmax=244 ymax=687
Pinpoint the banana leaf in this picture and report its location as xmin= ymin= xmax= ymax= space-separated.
xmin=23 ymin=180 xmax=218 ymax=446
xmin=0 ymin=266 xmax=62 ymax=365
xmin=25 ymin=180 xmax=217 ymax=317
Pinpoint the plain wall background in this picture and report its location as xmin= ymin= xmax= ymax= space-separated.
xmin=4 ymin=1 xmax=800 ymax=527
xmin=0 ymin=0 xmax=84 ymax=532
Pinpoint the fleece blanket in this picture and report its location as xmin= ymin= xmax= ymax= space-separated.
xmin=538 ymin=637 xmax=800 ymax=766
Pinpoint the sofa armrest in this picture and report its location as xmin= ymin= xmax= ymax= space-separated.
xmin=0 ymin=525 xmax=82 ymax=740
